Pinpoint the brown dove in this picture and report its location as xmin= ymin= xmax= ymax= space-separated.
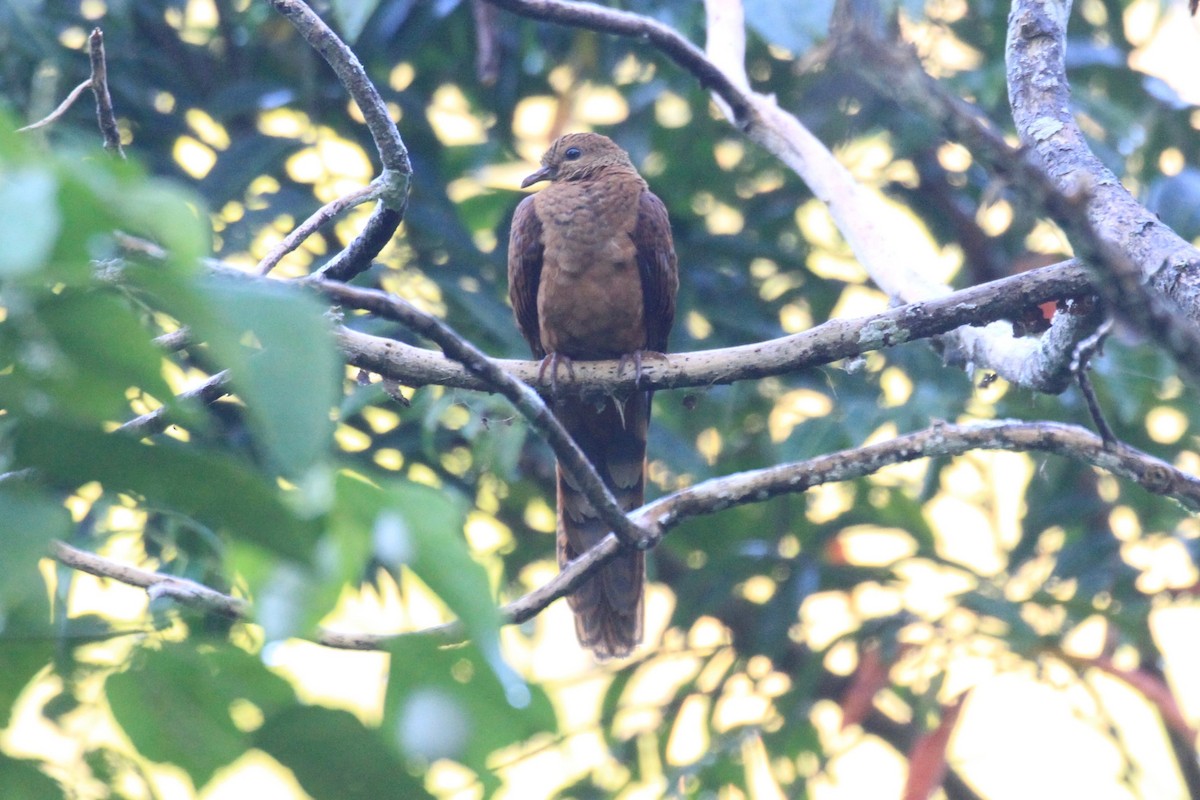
xmin=508 ymin=132 xmax=678 ymax=659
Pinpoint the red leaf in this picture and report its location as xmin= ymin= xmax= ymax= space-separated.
xmin=839 ymin=643 xmax=891 ymax=731
xmin=902 ymin=695 xmax=966 ymax=800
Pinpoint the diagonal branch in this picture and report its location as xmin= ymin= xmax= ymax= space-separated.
xmin=265 ymin=0 xmax=412 ymax=282
xmin=55 ymin=419 xmax=1200 ymax=649
xmin=1004 ymin=0 xmax=1200 ymax=382
xmin=310 ymin=278 xmax=657 ymax=551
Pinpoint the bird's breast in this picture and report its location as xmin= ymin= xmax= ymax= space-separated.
xmin=534 ymin=180 xmax=647 ymax=358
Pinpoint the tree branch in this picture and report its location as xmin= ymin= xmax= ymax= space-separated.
xmin=1004 ymin=0 xmax=1200 ymax=382
xmin=56 ymin=418 xmax=1178 ymax=650
xmin=482 ymin=0 xmax=753 ymax=125
xmin=265 ymin=0 xmax=412 ymax=282
xmin=256 ymin=180 xmax=384 ymax=276
xmin=51 ymin=540 xmax=247 ymax=618
xmin=426 ymin=419 xmax=1200 ymax=646
xmin=310 ymin=278 xmax=657 ymax=551
xmin=86 ymin=28 xmax=124 ymax=158
xmin=340 ymin=259 xmax=1094 ymax=393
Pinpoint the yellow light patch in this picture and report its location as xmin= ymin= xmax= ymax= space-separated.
xmin=1146 ymin=405 xmax=1187 ymax=444
xmin=523 ymin=497 xmax=556 ymax=534
xmin=513 ymin=96 xmax=559 ymax=145
xmin=714 ymin=139 xmax=744 ymax=170
xmin=465 ymin=512 xmax=512 ymax=554
xmin=937 ymin=141 xmax=972 ymax=172
xmin=835 ymin=526 xmax=917 ymax=567
xmin=173 ymin=136 xmax=216 ymax=179
xmin=654 ymin=92 xmax=692 ymax=128
xmin=258 ymin=108 xmax=312 ymax=139
xmin=440 ymin=445 xmax=472 ymax=476
xmin=334 ymin=424 xmax=371 ymax=453
xmin=880 ymin=367 xmax=913 ymax=406
xmin=577 ymin=85 xmax=629 ymax=125
xmin=59 ymin=26 xmax=88 ymax=49
xmin=427 ymin=84 xmax=488 ymax=146
xmin=696 ymin=427 xmax=722 ymax=466
xmin=827 ymin=284 xmax=887 ymax=321
xmin=779 ymin=302 xmax=812 ymax=334
xmin=704 ymin=202 xmax=744 ymax=235
xmin=186 ymin=108 xmax=230 ymax=149
xmin=373 ymin=448 xmax=403 ymax=471
xmin=742 ymin=575 xmax=777 ymax=604
xmin=407 ymin=463 xmax=442 ymax=488
xmin=977 ymin=199 xmax=1014 ymax=236
xmin=768 ymin=388 xmax=833 ymax=443
xmin=686 ymin=310 xmax=713 ymax=340
xmin=81 ymin=0 xmax=106 ymax=18
xmin=1159 ymin=147 xmax=1185 ymax=177
xmin=361 ymin=406 xmax=400 ymax=434
xmin=389 ymin=62 xmax=415 ymax=92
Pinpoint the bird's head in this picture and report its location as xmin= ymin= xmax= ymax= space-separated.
xmin=521 ymin=132 xmax=636 ymax=187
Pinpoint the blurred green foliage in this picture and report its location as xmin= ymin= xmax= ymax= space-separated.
xmin=1 ymin=0 xmax=1199 ymax=797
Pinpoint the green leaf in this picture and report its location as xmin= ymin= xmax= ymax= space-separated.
xmin=142 ymin=273 xmax=340 ymax=480
xmin=0 ymin=754 xmax=63 ymax=800
xmin=106 ymin=642 xmax=296 ymax=787
xmin=339 ymin=474 xmax=523 ymax=699
xmin=384 ymin=638 xmax=555 ymax=778
xmin=3 ymin=289 xmax=174 ymax=423
xmin=0 ymin=167 xmax=59 ymax=277
xmin=255 ymin=706 xmax=431 ymax=800
xmin=0 ymin=486 xmax=68 ymax=605
xmin=14 ymin=420 xmax=319 ymax=561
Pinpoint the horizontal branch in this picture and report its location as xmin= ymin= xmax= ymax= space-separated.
xmin=52 ymin=540 xmax=248 ymax=618
xmin=340 ymin=259 xmax=1093 ymax=393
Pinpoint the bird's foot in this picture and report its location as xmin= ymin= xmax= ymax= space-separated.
xmin=617 ymin=349 xmax=667 ymax=389
xmin=537 ymin=352 xmax=576 ymax=396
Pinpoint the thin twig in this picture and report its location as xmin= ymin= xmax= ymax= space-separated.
xmin=118 ymin=370 xmax=230 ymax=438
xmin=256 ymin=180 xmax=382 ymax=275
xmin=17 ymin=79 xmax=91 ymax=132
xmin=1072 ymin=319 xmax=1116 ymax=445
xmin=87 ymin=29 xmax=125 ymax=158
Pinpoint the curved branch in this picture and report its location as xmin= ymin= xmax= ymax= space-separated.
xmin=1006 ymin=0 xmax=1200 ymax=311
xmin=339 ymin=259 xmax=1094 ymax=392
xmin=266 ymin=0 xmax=412 ymax=281
xmin=483 ymin=0 xmax=752 ymax=125
xmin=257 ymin=180 xmax=383 ymax=276
xmin=1004 ymin=0 xmax=1200 ymax=380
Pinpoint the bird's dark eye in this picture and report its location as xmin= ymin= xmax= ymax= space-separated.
xmin=564 ymin=147 xmax=582 ymax=161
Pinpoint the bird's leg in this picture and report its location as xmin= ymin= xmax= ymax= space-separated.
xmin=537 ymin=352 xmax=576 ymax=397
xmin=617 ymin=349 xmax=668 ymax=390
